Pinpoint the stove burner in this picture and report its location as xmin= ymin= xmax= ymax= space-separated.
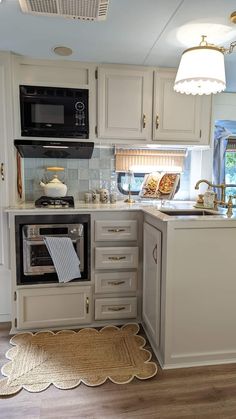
xmin=35 ymin=196 xmax=74 ymax=208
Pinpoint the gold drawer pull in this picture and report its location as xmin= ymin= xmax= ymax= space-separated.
xmin=152 ymin=244 xmax=157 ymax=264
xmin=107 ymin=306 xmax=126 ymax=312
xmin=86 ymin=297 xmax=89 ymax=314
xmin=108 ymin=256 xmax=126 ymax=261
xmin=107 ymin=280 xmax=126 ymax=286
xmin=1 ymin=163 xmax=5 ymax=181
xmin=142 ymin=114 xmax=146 ymax=128
xmin=107 ymin=228 xmax=125 ymax=233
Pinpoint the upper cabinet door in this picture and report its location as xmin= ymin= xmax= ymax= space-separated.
xmin=97 ymin=66 xmax=152 ymax=141
xmin=153 ymin=69 xmax=212 ymax=145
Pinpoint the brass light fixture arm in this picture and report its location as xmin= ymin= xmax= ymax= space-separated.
xmin=227 ymin=41 xmax=236 ymax=54
xmin=198 ymin=35 xmax=236 ymax=55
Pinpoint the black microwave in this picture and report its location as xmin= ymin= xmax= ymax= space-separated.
xmin=20 ymin=85 xmax=89 ymax=139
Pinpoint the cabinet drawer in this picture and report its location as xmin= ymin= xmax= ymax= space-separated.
xmin=95 ymin=297 xmax=137 ymax=320
xmin=95 ymin=220 xmax=137 ymax=241
xmin=95 ymin=247 xmax=139 ymax=270
xmin=95 ymin=271 xmax=137 ymax=294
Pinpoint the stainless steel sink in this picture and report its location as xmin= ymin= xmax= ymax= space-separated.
xmin=159 ymin=209 xmax=216 ymax=216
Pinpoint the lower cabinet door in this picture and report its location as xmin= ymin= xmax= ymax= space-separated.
xmin=95 ymin=297 xmax=137 ymax=320
xmin=16 ymin=285 xmax=92 ymax=329
xmin=143 ymin=222 xmax=162 ymax=346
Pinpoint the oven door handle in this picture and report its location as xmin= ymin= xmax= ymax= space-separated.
xmin=23 ymin=239 xmax=46 ymax=245
xmin=24 ymin=237 xmax=81 ymax=244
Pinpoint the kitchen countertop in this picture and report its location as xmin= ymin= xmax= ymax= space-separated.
xmin=5 ymin=199 xmax=234 ymax=221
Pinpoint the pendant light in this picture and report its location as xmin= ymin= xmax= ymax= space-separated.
xmin=174 ymin=34 xmax=236 ymax=96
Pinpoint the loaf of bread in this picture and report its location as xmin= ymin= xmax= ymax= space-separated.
xmin=159 ymin=173 xmax=178 ymax=194
xmin=140 ymin=172 xmax=180 ymax=198
xmin=139 ymin=172 xmax=162 ymax=197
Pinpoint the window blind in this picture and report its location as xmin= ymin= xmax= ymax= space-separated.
xmin=115 ymin=148 xmax=187 ymax=173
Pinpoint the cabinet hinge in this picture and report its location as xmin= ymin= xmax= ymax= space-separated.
xmin=95 ymin=69 xmax=98 ymax=79
xmin=95 ymin=126 xmax=98 ymax=136
xmin=14 ymin=318 xmax=17 ymax=328
xmin=200 ymin=129 xmax=202 ymax=138
xmin=14 ymin=291 xmax=17 ymax=301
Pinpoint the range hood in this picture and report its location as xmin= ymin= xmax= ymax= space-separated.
xmin=14 ymin=140 xmax=94 ymax=159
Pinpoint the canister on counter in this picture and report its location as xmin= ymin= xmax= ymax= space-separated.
xmin=203 ymin=190 xmax=215 ymax=208
xmin=92 ymin=191 xmax=100 ymax=204
xmin=110 ymin=192 xmax=117 ymax=204
xmin=84 ymin=192 xmax=92 ymax=203
xmin=99 ymin=188 xmax=109 ymax=203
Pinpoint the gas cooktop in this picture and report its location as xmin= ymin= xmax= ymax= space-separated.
xmin=35 ymin=196 xmax=75 ymax=208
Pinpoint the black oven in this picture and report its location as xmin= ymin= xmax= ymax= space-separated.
xmin=15 ymin=214 xmax=90 ymax=285
xmin=20 ymin=85 xmax=89 ymax=138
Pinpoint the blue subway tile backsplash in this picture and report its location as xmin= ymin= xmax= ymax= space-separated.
xmin=24 ymin=146 xmax=116 ymax=202
xmin=23 ymin=145 xmax=191 ymax=202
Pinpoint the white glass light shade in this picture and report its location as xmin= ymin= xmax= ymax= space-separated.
xmin=174 ymin=46 xmax=226 ymax=95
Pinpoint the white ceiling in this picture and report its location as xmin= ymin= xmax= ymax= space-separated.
xmin=0 ymin=0 xmax=236 ymax=90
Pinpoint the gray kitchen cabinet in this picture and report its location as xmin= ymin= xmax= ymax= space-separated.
xmin=0 ymin=54 xmax=212 ymax=148
xmin=0 ymin=52 xmax=14 ymax=322
xmin=16 ymin=285 xmax=92 ymax=330
xmin=7 ymin=210 xmax=142 ymax=332
xmin=153 ymin=68 xmax=212 ymax=145
xmin=95 ymin=297 xmax=137 ymax=320
xmin=143 ymin=212 xmax=236 ymax=369
xmin=12 ymin=55 xmax=97 ymax=141
xmin=95 ymin=246 xmax=139 ymax=270
xmin=95 ymin=271 xmax=137 ymax=294
xmin=97 ymin=64 xmax=211 ymax=145
xmin=97 ymin=65 xmax=153 ymax=141
xmin=94 ymin=219 xmax=138 ymax=241
xmin=142 ymin=222 xmax=162 ymax=348
xmin=9 ymin=55 xmax=212 ymax=146
xmin=162 ymin=223 xmax=236 ymax=368
xmin=93 ymin=213 xmax=142 ymax=321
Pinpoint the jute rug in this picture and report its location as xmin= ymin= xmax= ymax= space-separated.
xmin=0 ymin=323 xmax=157 ymax=396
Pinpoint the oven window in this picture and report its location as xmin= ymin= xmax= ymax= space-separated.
xmin=31 ymin=104 xmax=64 ymax=124
xmin=30 ymin=242 xmax=77 ymax=267
xmin=30 ymin=244 xmax=53 ymax=267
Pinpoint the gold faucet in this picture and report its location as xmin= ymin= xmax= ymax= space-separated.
xmin=195 ymin=179 xmax=226 ymax=204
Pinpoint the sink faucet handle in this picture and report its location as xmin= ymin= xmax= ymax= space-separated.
xmin=213 ymin=193 xmax=220 ymax=210
xmin=226 ymin=195 xmax=234 ymax=217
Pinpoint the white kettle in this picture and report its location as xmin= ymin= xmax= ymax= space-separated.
xmin=40 ymin=175 xmax=67 ymax=197
xmin=40 ymin=167 xmax=68 ymax=197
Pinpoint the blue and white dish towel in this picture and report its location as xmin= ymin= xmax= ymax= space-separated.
xmin=44 ymin=237 xmax=81 ymax=283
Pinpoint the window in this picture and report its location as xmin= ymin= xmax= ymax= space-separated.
xmin=115 ymin=147 xmax=190 ymax=198
xmin=213 ymin=121 xmax=236 ymax=202
xmin=117 ymin=172 xmax=146 ymax=195
xmin=225 ymin=138 xmax=236 ymax=200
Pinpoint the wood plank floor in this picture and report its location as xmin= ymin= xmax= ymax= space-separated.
xmin=1 ymin=324 xmax=236 ymax=419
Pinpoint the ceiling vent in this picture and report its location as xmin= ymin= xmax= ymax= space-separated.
xmin=19 ymin=0 xmax=110 ymax=21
